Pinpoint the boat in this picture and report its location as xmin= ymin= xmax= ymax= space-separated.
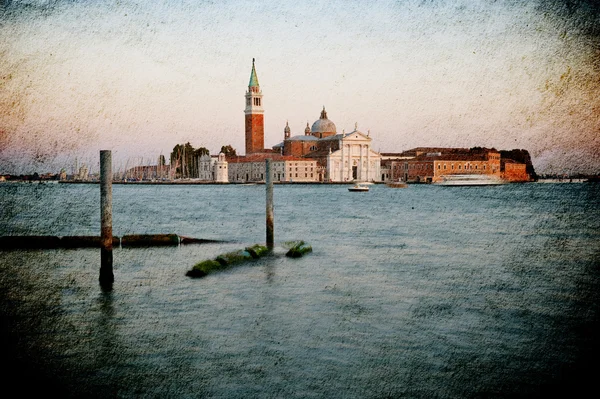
xmin=348 ymin=183 xmax=369 ymax=192
xmin=386 ymin=181 xmax=408 ymax=188
xmin=435 ymin=174 xmax=506 ymax=186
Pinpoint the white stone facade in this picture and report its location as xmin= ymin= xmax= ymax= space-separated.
xmin=197 ymin=153 xmax=229 ymax=182
xmin=326 ymin=130 xmax=381 ymax=182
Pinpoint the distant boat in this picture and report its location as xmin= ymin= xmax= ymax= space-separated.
xmin=386 ymin=181 xmax=408 ymax=188
xmin=435 ymin=174 xmax=506 ymax=186
xmin=348 ymin=183 xmax=369 ymax=192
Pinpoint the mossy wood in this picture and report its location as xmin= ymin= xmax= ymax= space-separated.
xmin=286 ymin=241 xmax=313 ymax=258
xmin=187 ymin=244 xmax=270 ymax=278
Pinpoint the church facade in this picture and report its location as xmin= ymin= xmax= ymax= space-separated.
xmin=273 ymin=107 xmax=381 ymax=182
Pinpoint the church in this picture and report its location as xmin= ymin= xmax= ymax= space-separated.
xmin=228 ymin=59 xmax=382 ymax=183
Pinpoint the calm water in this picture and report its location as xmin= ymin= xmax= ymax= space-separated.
xmin=1 ymin=182 xmax=599 ymax=398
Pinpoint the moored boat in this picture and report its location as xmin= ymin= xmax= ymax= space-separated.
xmin=348 ymin=183 xmax=369 ymax=192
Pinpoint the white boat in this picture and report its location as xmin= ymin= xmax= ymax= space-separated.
xmin=435 ymin=174 xmax=506 ymax=186
xmin=348 ymin=183 xmax=369 ymax=192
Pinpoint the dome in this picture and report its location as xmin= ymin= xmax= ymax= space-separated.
xmin=310 ymin=106 xmax=336 ymax=136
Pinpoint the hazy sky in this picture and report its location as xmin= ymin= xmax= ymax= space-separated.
xmin=1 ymin=0 xmax=598 ymax=174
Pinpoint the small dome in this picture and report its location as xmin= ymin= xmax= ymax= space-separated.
xmin=311 ymin=106 xmax=336 ymax=135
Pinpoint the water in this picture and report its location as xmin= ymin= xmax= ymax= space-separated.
xmin=1 ymin=182 xmax=599 ymax=398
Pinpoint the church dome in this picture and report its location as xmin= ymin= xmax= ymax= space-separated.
xmin=311 ymin=107 xmax=336 ymax=136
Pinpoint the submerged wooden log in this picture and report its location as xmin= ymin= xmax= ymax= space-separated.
xmin=285 ymin=241 xmax=313 ymax=258
xmin=245 ymin=244 xmax=269 ymax=259
xmin=179 ymin=236 xmax=222 ymax=245
xmin=215 ymin=249 xmax=254 ymax=266
xmin=121 ymin=234 xmax=180 ymax=247
xmin=0 ymin=235 xmax=61 ymax=249
xmin=60 ymin=236 xmax=120 ymax=248
xmin=186 ymin=260 xmax=224 ymax=278
xmin=0 ymin=234 xmax=218 ymax=249
xmin=187 ymin=244 xmax=271 ymax=278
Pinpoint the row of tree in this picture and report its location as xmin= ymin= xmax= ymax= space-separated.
xmin=169 ymin=143 xmax=237 ymax=178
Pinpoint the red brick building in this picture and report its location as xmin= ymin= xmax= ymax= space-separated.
xmin=381 ymin=147 xmax=530 ymax=183
xmin=244 ymin=58 xmax=264 ymax=155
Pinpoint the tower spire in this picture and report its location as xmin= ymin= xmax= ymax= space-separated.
xmin=248 ymin=58 xmax=260 ymax=89
xmin=245 ymin=58 xmax=264 ymax=154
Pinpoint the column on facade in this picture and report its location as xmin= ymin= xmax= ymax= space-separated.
xmin=347 ymin=144 xmax=352 ymax=181
xmin=366 ymin=145 xmax=370 ymax=181
xmin=359 ymin=145 xmax=364 ymax=181
xmin=340 ymin=142 xmax=344 ymax=182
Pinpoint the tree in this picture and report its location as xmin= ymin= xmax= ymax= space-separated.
xmin=194 ymin=147 xmax=210 ymax=157
xmin=220 ymin=145 xmax=237 ymax=158
xmin=500 ymin=149 xmax=537 ymax=179
xmin=170 ymin=143 xmax=195 ymax=178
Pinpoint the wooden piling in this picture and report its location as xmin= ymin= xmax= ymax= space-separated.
xmin=266 ymin=159 xmax=274 ymax=250
xmin=100 ymin=150 xmax=114 ymax=286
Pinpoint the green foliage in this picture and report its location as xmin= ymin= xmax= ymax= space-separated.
xmin=285 ymin=241 xmax=312 ymax=258
xmin=170 ymin=142 xmax=209 ymax=178
xmin=195 ymin=147 xmax=210 ymax=156
xmin=186 ymin=243 xmax=271 ymax=278
xmin=500 ymin=149 xmax=537 ymax=178
xmin=246 ymin=244 xmax=269 ymax=258
xmin=220 ymin=145 xmax=237 ymax=157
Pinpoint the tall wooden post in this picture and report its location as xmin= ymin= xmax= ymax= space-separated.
xmin=100 ymin=150 xmax=114 ymax=286
xmin=265 ymin=159 xmax=274 ymax=250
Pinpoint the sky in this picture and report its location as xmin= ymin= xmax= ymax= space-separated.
xmin=0 ymin=0 xmax=598 ymax=175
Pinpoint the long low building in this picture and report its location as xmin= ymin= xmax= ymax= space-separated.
xmin=381 ymin=147 xmax=532 ymax=183
xmin=227 ymin=153 xmax=319 ymax=183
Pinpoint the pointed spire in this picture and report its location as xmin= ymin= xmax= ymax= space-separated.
xmin=284 ymin=120 xmax=290 ymax=138
xmin=305 ymin=122 xmax=310 ymax=135
xmin=248 ymin=58 xmax=259 ymax=88
xmin=320 ymin=106 xmax=328 ymax=119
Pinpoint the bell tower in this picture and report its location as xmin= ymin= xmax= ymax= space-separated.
xmin=245 ymin=58 xmax=264 ymax=154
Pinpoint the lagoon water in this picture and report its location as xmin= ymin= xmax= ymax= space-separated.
xmin=1 ymin=182 xmax=599 ymax=398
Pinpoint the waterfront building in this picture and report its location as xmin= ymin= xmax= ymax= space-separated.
xmin=501 ymin=159 xmax=530 ymax=182
xmin=233 ymin=59 xmax=380 ymax=182
xmin=198 ymin=153 xmax=229 ymax=182
xmin=380 ymin=147 xmax=530 ymax=183
xmin=227 ymin=153 xmax=317 ymax=183
xmin=273 ymin=108 xmax=381 ymax=182
xmin=226 ymin=60 xmax=320 ymax=183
